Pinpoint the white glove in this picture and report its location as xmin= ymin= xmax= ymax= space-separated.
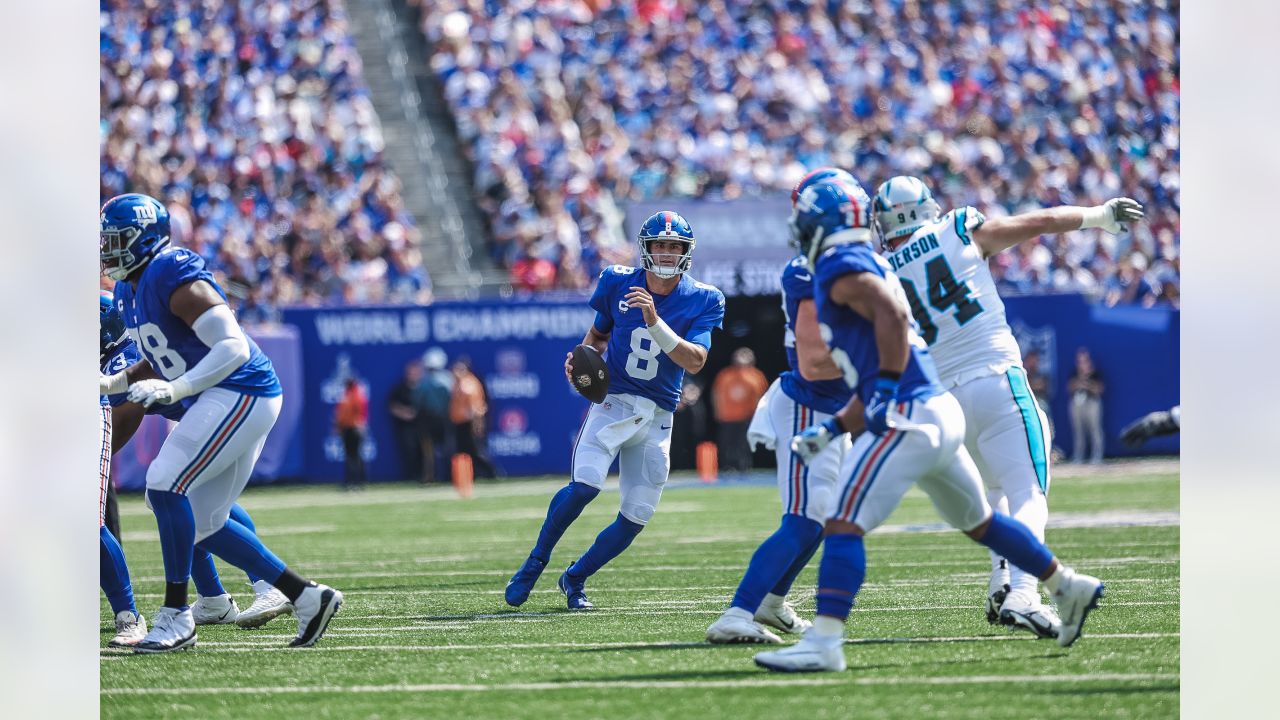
xmin=127 ymin=378 xmax=179 ymax=408
xmin=1080 ymin=197 xmax=1145 ymax=234
xmin=789 ymin=418 xmax=842 ymax=464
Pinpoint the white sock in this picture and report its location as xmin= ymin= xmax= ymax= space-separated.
xmin=759 ymin=593 xmax=785 ymax=609
xmin=989 ymin=555 xmax=1010 ymax=594
xmin=724 ymin=606 xmax=753 ymax=621
xmin=812 ymin=615 xmax=845 ymax=640
xmin=1009 ymin=566 xmax=1040 ymax=602
xmin=1043 ymin=565 xmax=1069 ymax=594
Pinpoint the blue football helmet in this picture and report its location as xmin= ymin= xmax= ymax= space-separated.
xmin=789 ymin=178 xmax=875 ymax=265
xmin=791 ymin=166 xmax=857 ymax=208
xmin=99 ymin=290 xmax=128 ymax=362
xmin=100 ymin=193 xmax=171 ymax=281
xmin=637 ymin=211 xmax=695 ymax=278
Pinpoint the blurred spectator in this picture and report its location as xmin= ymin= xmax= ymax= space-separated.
xmin=712 ymin=347 xmax=769 ymax=472
xmin=449 ymin=358 xmax=497 ymax=479
xmin=101 ymin=0 xmax=430 ymax=316
xmin=335 ymin=378 xmax=369 ymax=490
xmin=1067 ymin=347 xmax=1106 ymax=464
xmin=415 ymin=0 xmax=1180 ymax=295
xmin=670 ymin=376 xmax=709 ymax=471
xmin=388 ymin=360 xmax=425 ymax=482
xmin=417 ymin=348 xmax=455 ymax=482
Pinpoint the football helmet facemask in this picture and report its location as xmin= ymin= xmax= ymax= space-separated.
xmin=637 ymin=211 xmax=695 ymax=278
xmin=100 ymin=193 xmax=171 ymax=281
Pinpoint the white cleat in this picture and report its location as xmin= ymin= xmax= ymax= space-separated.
xmin=1051 ymin=569 xmax=1104 ymax=647
xmin=754 ymin=596 xmax=811 ymax=635
xmin=133 ymin=606 xmax=197 ymax=654
xmin=754 ymin=628 xmax=846 ymax=672
xmin=289 ymin=583 xmax=343 ymax=648
xmin=999 ymin=592 xmax=1061 ymax=640
xmin=108 ymin=610 xmax=147 ymax=648
xmin=191 ymin=593 xmax=240 ymax=625
xmin=707 ymin=608 xmax=783 ymax=644
xmin=235 ymin=580 xmax=294 ymax=629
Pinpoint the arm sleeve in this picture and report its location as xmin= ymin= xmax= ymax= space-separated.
xmin=168 ymin=304 xmax=251 ymax=400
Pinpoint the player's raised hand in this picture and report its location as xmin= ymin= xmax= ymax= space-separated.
xmin=1082 ymin=197 xmax=1144 ymax=234
xmin=790 ymin=418 xmax=843 ymax=464
xmin=127 ymin=378 xmax=178 ymax=408
xmin=625 ymin=286 xmax=659 ymax=326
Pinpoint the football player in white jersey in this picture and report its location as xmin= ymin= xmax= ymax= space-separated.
xmin=872 ymin=176 xmax=1143 ymax=637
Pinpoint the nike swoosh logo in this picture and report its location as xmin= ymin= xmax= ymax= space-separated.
xmin=660 ymin=425 xmax=672 ymax=430
xmin=795 ymin=274 xmax=812 ymax=281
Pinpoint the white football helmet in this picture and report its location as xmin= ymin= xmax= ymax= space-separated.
xmin=873 ymin=176 xmax=942 ymax=244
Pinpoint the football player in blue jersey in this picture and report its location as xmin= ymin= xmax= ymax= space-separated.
xmin=100 ymin=293 xmax=293 ymax=633
xmin=707 ymin=168 xmax=859 ymax=644
xmin=753 ymin=180 xmax=1104 ymax=672
xmin=505 ymin=211 xmax=725 ymax=610
xmin=99 ymin=193 xmax=341 ymax=652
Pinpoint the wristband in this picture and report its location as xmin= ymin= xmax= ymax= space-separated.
xmin=646 ymin=317 xmax=681 ymax=354
xmin=101 ymin=372 xmax=127 ymax=396
xmin=826 ymin=415 xmax=848 ymax=435
xmin=877 ymin=370 xmax=902 ymax=382
xmin=1078 ymin=204 xmax=1110 ymax=230
xmin=169 ymin=376 xmax=194 ymax=403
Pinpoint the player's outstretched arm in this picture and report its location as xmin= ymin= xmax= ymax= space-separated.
xmin=794 ymin=298 xmax=843 ymax=382
xmin=973 ymin=198 xmax=1145 ymax=258
xmin=99 ymin=358 xmax=160 ymax=396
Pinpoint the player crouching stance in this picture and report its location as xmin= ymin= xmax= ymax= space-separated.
xmin=99 ymin=193 xmax=342 ymax=652
xmin=754 ymin=179 xmax=1103 ymax=673
xmin=506 ymin=211 xmax=725 ymax=610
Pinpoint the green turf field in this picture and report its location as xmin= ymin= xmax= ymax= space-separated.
xmin=100 ymin=462 xmax=1179 ymax=719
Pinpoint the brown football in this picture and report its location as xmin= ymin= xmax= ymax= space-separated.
xmin=569 ymin=344 xmax=609 ymax=403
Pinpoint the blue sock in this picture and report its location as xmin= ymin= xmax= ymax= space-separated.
xmin=731 ymin=514 xmax=823 ymax=612
xmin=228 ymin=504 xmax=263 ymax=583
xmin=814 ymin=533 xmax=866 ymax=621
xmin=99 ymin=526 xmax=136 ymax=616
xmin=196 ymin=518 xmax=287 ymax=584
xmin=190 ymin=548 xmax=227 ymax=597
xmin=530 ymin=482 xmax=600 ymax=563
xmin=771 ymin=520 xmax=824 ymax=597
xmin=567 ymin=513 xmax=644 ymax=581
xmin=974 ymin=512 xmax=1054 ymax=578
xmin=148 ymin=490 xmax=195 ymax=588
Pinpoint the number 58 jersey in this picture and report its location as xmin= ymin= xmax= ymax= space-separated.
xmin=112 ymin=247 xmax=281 ymax=398
xmin=588 ymin=265 xmax=725 ymax=412
xmin=881 ymin=207 xmax=1023 ymax=389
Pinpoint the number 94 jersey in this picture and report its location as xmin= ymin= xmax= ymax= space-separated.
xmin=112 ymin=247 xmax=282 ymax=398
xmin=588 ymin=265 xmax=725 ymax=412
xmin=881 ymin=207 xmax=1022 ymax=389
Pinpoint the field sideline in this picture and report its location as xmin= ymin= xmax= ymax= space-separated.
xmin=101 ymin=461 xmax=1179 ymax=719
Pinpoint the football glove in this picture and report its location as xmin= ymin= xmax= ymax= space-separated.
xmin=864 ymin=374 xmax=900 ymax=436
xmin=1081 ymin=198 xmax=1145 ymax=234
xmin=127 ymin=378 xmax=179 ymax=408
xmin=790 ymin=418 xmax=844 ymax=464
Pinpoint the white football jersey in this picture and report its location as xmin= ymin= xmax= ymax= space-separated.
xmin=881 ymin=207 xmax=1022 ymax=388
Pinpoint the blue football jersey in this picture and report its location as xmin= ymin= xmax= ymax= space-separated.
xmin=778 ymin=256 xmax=853 ymax=415
xmin=589 ymin=265 xmax=725 ymax=411
xmin=100 ymin=336 xmax=190 ymax=420
xmin=812 ymin=243 xmax=943 ymax=405
xmin=112 ymin=247 xmax=281 ymax=398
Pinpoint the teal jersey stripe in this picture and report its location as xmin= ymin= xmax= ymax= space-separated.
xmin=1006 ymin=368 xmax=1049 ymax=493
xmin=955 ymin=207 xmax=971 ymax=245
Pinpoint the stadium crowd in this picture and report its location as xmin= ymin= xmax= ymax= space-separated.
xmin=101 ymin=0 xmax=432 ymax=321
xmin=418 ymin=0 xmax=1179 ymax=304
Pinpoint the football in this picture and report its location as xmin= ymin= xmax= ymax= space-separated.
xmin=569 ymin=344 xmax=609 ymax=403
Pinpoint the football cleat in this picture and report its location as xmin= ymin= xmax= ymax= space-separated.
xmin=707 ymin=608 xmax=782 ymax=644
xmin=191 ymin=593 xmax=240 ymax=625
xmin=1051 ymin=569 xmax=1104 ymax=648
xmin=754 ymin=596 xmax=811 ymax=635
xmin=985 ymin=583 xmax=1011 ymax=625
xmin=133 ymin=606 xmax=196 ymax=654
xmin=289 ymin=584 xmax=343 ymax=648
xmin=754 ymin=628 xmax=846 ymax=673
xmin=558 ymin=567 xmax=594 ymax=611
xmin=1000 ymin=593 xmax=1062 ymax=640
xmin=505 ymin=556 xmax=547 ymax=607
xmin=107 ymin=610 xmax=147 ymax=648
xmin=235 ymin=580 xmax=294 ymax=629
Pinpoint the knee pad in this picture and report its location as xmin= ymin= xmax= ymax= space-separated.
xmin=572 ymin=451 xmax=609 ymax=489
xmin=193 ymin=506 xmax=232 ymax=544
xmin=620 ymin=485 xmax=661 ymax=525
xmin=145 ymin=456 xmax=185 ymax=493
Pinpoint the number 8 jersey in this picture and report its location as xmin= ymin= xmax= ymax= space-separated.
xmin=588 ymin=265 xmax=725 ymax=411
xmin=881 ymin=207 xmax=1023 ymax=389
xmin=112 ymin=247 xmax=282 ymax=397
